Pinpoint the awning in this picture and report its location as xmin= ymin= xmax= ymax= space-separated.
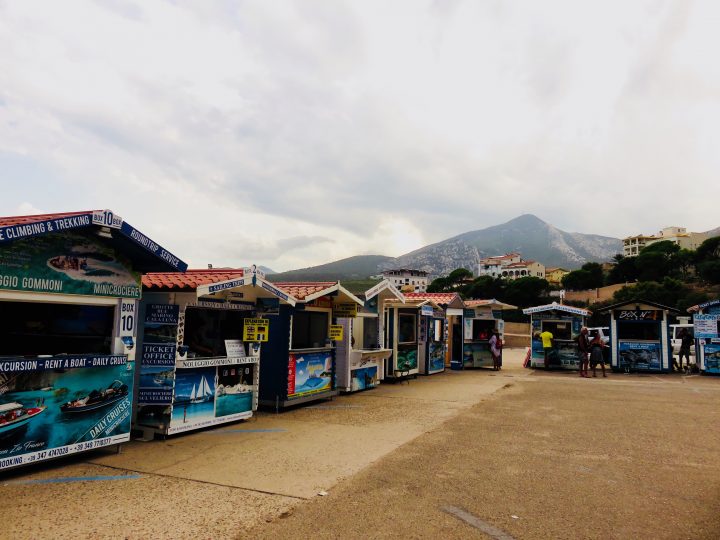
xmin=522 ymin=302 xmax=591 ymax=317
xmin=364 ymin=280 xmax=405 ymax=303
xmin=196 ymin=267 xmax=298 ymax=306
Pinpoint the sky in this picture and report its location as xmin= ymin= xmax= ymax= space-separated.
xmin=1 ymin=0 xmax=719 ymax=272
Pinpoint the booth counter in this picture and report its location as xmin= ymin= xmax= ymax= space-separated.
xmin=258 ymin=281 xmax=364 ymax=408
xmin=0 ymin=209 xmax=186 ymax=471
xmin=601 ymin=300 xmax=679 ymax=373
xmin=688 ymin=300 xmax=720 ymax=374
xmin=335 ymin=280 xmax=399 ymax=392
xmin=133 ymin=266 xmax=294 ymax=438
xmin=404 ymin=293 xmax=464 ymax=374
xmin=460 ymin=299 xmax=517 ymax=369
xmin=523 ymin=303 xmax=591 ymax=370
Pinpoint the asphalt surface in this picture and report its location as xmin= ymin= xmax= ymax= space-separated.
xmin=3 ymin=351 xmax=719 ymax=539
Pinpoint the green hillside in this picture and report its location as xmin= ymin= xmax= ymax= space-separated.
xmin=267 ymin=255 xmax=392 ymax=282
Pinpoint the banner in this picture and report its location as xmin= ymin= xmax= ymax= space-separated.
xmin=703 ymin=343 xmax=720 ymax=372
xmin=137 ymin=304 xmax=179 ymax=406
xmin=618 ymin=341 xmax=662 ymax=371
xmin=0 ymin=231 xmax=141 ymax=298
xmin=0 ymin=355 xmax=133 ymax=470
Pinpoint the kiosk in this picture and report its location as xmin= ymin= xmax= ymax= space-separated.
xmin=0 ymin=209 xmax=186 ymax=471
xmin=258 ymin=281 xmax=364 ymax=408
xmin=688 ymin=300 xmax=720 ymax=374
xmin=601 ymin=300 xmax=678 ymax=373
xmin=404 ymin=292 xmax=464 ymax=371
xmin=460 ymin=299 xmax=517 ymax=369
xmin=383 ymin=297 xmax=441 ymax=379
xmin=134 ymin=266 xmax=295 ymax=437
xmin=524 ymin=303 xmax=591 ymax=370
xmin=335 ymin=280 xmax=399 ymax=392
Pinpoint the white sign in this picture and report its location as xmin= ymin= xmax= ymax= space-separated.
xmin=224 ymin=340 xmax=245 ymax=358
xmin=92 ymin=209 xmax=123 ymax=229
xmin=694 ymin=314 xmax=720 ymax=339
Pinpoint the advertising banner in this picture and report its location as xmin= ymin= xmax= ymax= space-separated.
xmin=618 ymin=341 xmax=662 ymax=371
xmin=137 ymin=304 xmax=179 ymax=406
xmin=0 ymin=354 xmax=133 ymax=470
xmin=694 ymin=314 xmax=720 ymax=339
xmin=703 ymin=343 xmax=720 ymax=372
xmin=395 ymin=344 xmax=417 ymax=372
xmin=463 ymin=343 xmax=493 ymax=368
xmin=287 ymin=351 xmax=333 ymax=399
xmin=0 ymin=231 xmax=141 ymax=298
xmin=351 ymin=366 xmax=379 ymax=391
xmin=428 ymin=341 xmax=445 ymax=373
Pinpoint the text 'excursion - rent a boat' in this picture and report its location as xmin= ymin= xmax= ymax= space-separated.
xmin=0 ymin=402 xmax=47 ymax=435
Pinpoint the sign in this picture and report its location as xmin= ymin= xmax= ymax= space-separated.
xmin=0 ymin=231 xmax=141 ymax=298
xmin=138 ymin=304 xmax=179 ymax=405
xmin=618 ymin=341 xmax=662 ymax=371
xmin=243 ymin=318 xmax=269 ymax=342
xmin=333 ymin=303 xmax=358 ymax=318
xmin=329 ymin=325 xmax=344 ymax=341
xmin=694 ymin=314 xmax=720 ymax=339
xmin=0 ymin=213 xmax=92 ymax=244
xmin=615 ymin=310 xmax=663 ymax=321
xmin=420 ymin=305 xmax=434 ymax=317
xmin=225 ymin=340 xmax=245 ymax=358
xmin=257 ymin=297 xmax=279 ymax=315
xmin=287 ymin=351 xmax=333 ymax=399
xmin=119 ymin=222 xmax=187 ymax=271
xmin=92 ymin=209 xmax=123 ymax=229
xmin=1 ymin=354 xmax=133 ymax=471
xmin=463 ymin=309 xmax=476 ymax=319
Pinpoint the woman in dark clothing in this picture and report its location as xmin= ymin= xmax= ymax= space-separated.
xmin=589 ymin=331 xmax=607 ymax=378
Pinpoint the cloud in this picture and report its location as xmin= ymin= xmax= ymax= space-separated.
xmin=1 ymin=0 xmax=718 ymax=271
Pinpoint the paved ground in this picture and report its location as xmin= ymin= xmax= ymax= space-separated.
xmin=3 ymin=351 xmax=720 ymax=539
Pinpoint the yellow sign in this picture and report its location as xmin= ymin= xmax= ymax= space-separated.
xmin=333 ymin=303 xmax=357 ymax=318
xmin=243 ymin=318 xmax=269 ymax=342
xmin=329 ymin=324 xmax=344 ymax=341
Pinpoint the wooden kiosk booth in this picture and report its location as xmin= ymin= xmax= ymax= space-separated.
xmin=460 ymin=299 xmax=517 ymax=369
xmin=688 ymin=299 xmax=720 ymax=374
xmin=601 ymin=300 xmax=679 ymax=373
xmin=0 ymin=209 xmax=186 ymax=470
xmin=334 ymin=280 xmax=399 ymax=392
xmin=133 ymin=266 xmax=295 ymax=438
xmin=524 ymin=302 xmax=591 ymax=370
xmin=259 ymin=281 xmax=364 ymax=409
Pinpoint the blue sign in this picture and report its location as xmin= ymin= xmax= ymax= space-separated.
xmin=139 ymin=303 xmax=179 ymax=405
xmin=119 ymin=222 xmax=187 ymax=271
xmin=0 ymin=355 xmax=127 ymax=373
xmin=145 ymin=304 xmax=180 ymax=325
xmin=0 ymin=213 xmax=92 ymax=244
xmin=618 ymin=341 xmax=661 ymax=371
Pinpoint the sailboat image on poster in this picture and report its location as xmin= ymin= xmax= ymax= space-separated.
xmin=189 ymin=375 xmax=213 ymax=403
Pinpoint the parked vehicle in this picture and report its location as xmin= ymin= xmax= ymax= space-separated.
xmin=669 ymin=324 xmax=695 ymax=356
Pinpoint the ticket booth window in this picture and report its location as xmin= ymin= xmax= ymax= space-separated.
xmin=617 ymin=321 xmax=660 ymax=341
xmin=398 ymin=313 xmax=417 ymax=344
xmin=471 ymin=319 xmax=495 ymax=340
xmin=0 ymin=301 xmax=114 ymax=356
xmin=541 ymin=320 xmax=571 ymax=340
xmin=184 ymin=308 xmax=247 ymax=358
xmin=291 ymin=310 xmax=329 ymax=349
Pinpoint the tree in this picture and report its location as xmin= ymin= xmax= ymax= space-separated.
xmin=607 ymin=255 xmax=638 ymax=284
xmin=427 ymin=277 xmax=449 ymax=293
xmin=695 ymin=236 xmax=720 ymax=262
xmin=697 ymin=260 xmax=720 ymax=285
xmin=612 ymin=277 xmax=687 ymax=307
xmin=464 ymin=275 xmax=503 ymax=299
xmin=502 ymin=277 xmax=550 ymax=308
xmin=561 ymin=262 xmax=604 ymax=290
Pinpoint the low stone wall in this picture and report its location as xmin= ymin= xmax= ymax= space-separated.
xmin=503 ymin=321 xmax=530 ymax=348
xmin=564 ymin=283 xmax=627 ymax=304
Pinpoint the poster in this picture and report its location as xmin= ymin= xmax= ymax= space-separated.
xmin=351 ymin=366 xmax=379 ymax=391
xmin=0 ymin=354 xmax=133 ymax=470
xmin=694 ymin=314 xmax=720 ymax=339
xmin=287 ymin=351 xmax=333 ymax=399
xmin=463 ymin=343 xmax=493 ymax=368
xmin=396 ymin=344 xmax=417 ymax=372
xmin=0 ymin=231 xmax=141 ymax=298
xmin=428 ymin=341 xmax=445 ymax=372
xmin=703 ymin=343 xmax=720 ymax=372
xmin=618 ymin=341 xmax=662 ymax=371
xmin=169 ymin=366 xmax=216 ymax=433
xmin=137 ymin=304 xmax=179 ymax=406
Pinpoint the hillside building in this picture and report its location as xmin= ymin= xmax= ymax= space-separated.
xmin=623 ymin=227 xmax=711 ymax=257
xmin=545 ymin=267 xmax=570 ymax=286
xmin=379 ymin=268 xmax=429 ymax=292
xmin=478 ymin=253 xmax=546 ymax=280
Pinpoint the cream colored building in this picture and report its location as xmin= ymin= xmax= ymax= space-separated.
xmin=545 ymin=267 xmax=570 ymax=286
xmin=623 ymin=227 xmax=711 ymax=257
xmin=478 ymin=253 xmax=545 ymax=280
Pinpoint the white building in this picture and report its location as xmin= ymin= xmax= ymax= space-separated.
xmin=380 ymin=269 xmax=429 ymax=292
xmin=478 ymin=253 xmax=546 ymax=280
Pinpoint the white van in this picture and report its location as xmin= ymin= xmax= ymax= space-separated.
xmin=670 ymin=324 xmax=694 ymax=355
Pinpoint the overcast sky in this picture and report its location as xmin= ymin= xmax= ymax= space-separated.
xmin=1 ymin=1 xmax=719 ymax=271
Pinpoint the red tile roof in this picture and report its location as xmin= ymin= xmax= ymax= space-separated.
xmin=273 ymin=282 xmax=337 ymax=301
xmin=0 ymin=210 xmax=93 ymax=227
xmin=143 ymin=269 xmax=245 ymax=290
xmin=404 ymin=292 xmax=461 ymax=305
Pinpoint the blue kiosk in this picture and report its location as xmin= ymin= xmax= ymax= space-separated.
xmin=688 ymin=299 xmax=720 ymax=375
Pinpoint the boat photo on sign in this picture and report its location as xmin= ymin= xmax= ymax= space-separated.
xmin=169 ymin=366 xmax=216 ymax=433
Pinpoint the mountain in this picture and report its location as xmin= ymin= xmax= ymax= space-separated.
xmin=379 ymin=215 xmax=622 ymax=277
xmin=267 ymin=215 xmax=622 ymax=281
xmin=267 ymin=255 xmax=393 ymax=282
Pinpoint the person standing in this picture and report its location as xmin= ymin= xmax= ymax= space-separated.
xmin=577 ymin=327 xmax=590 ymax=378
xmin=489 ymin=329 xmax=502 ymax=371
xmin=540 ymin=328 xmax=554 ymax=369
xmin=589 ymin=331 xmax=607 ymax=377
xmin=677 ymin=328 xmax=693 ymax=372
